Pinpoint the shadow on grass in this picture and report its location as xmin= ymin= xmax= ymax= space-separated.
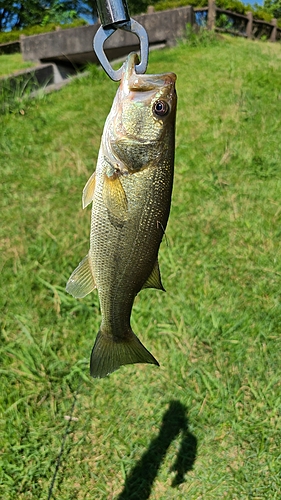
xmin=117 ymin=400 xmax=197 ymax=499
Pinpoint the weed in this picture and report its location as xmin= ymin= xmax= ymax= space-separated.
xmin=216 ymin=13 xmax=234 ymax=30
xmin=179 ymin=23 xmax=220 ymax=47
xmin=0 ymin=72 xmax=42 ymax=114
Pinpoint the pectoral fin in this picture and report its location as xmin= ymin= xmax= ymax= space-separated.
xmin=66 ymin=253 xmax=96 ymax=298
xmin=142 ymin=259 xmax=165 ymax=291
xmin=103 ymin=174 xmax=128 ymax=219
xmin=82 ymin=172 xmax=96 ymax=209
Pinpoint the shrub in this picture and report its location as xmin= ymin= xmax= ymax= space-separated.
xmin=179 ymin=23 xmax=220 ymax=46
xmin=154 ymin=0 xmax=206 ymax=10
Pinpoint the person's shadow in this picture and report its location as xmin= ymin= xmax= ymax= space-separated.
xmin=117 ymin=400 xmax=197 ymax=499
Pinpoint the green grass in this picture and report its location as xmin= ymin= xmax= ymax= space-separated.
xmin=1 ymin=36 xmax=281 ymax=499
xmin=0 ymin=53 xmax=36 ymax=77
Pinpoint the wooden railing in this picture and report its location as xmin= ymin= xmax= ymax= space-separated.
xmin=194 ymin=1 xmax=281 ymax=42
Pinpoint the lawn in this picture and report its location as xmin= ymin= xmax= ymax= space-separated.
xmin=1 ymin=34 xmax=281 ymax=499
xmin=0 ymin=53 xmax=36 ymax=77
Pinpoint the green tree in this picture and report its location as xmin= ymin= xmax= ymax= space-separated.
xmin=127 ymin=0 xmax=158 ymax=14
xmin=0 ymin=0 xmax=91 ymax=31
xmin=263 ymin=0 xmax=281 ymax=17
xmin=84 ymin=0 xmax=98 ymax=21
xmin=41 ymin=0 xmax=77 ymax=25
xmin=0 ymin=1 xmax=15 ymax=31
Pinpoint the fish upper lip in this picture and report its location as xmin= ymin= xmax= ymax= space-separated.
xmin=128 ymin=74 xmax=176 ymax=91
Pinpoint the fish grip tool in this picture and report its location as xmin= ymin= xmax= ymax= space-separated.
xmin=94 ymin=0 xmax=149 ymax=81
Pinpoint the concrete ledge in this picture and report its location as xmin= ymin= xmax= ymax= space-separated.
xmin=0 ymin=41 xmax=21 ymax=55
xmin=0 ymin=62 xmax=76 ymax=94
xmin=21 ymin=7 xmax=194 ymax=66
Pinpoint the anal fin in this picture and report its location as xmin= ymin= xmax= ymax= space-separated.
xmin=66 ymin=253 xmax=96 ymax=298
xmin=142 ymin=259 xmax=165 ymax=291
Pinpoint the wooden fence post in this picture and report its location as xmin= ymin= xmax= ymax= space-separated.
xmin=190 ymin=5 xmax=195 ymax=27
xmin=270 ymin=18 xmax=277 ymax=42
xmin=207 ymin=0 xmax=216 ymax=30
xmin=147 ymin=6 xmax=155 ymax=14
xmin=246 ymin=12 xmax=253 ymax=39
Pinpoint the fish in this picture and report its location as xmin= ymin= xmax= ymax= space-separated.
xmin=66 ymin=52 xmax=177 ymax=378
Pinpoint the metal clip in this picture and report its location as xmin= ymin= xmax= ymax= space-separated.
xmin=93 ymin=18 xmax=149 ymax=81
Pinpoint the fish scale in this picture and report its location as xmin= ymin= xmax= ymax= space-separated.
xmin=92 ymin=169 xmax=163 ymax=330
xmin=66 ymin=53 xmax=177 ymax=378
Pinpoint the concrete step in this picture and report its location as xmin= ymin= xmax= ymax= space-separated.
xmin=0 ymin=62 xmax=77 ymax=95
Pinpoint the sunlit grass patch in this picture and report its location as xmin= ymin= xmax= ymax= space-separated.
xmin=0 ymin=53 xmax=36 ymax=77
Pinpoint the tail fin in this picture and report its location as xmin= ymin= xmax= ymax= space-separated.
xmin=90 ymin=329 xmax=159 ymax=378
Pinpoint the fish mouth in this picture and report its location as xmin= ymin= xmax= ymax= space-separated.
xmin=121 ymin=52 xmax=177 ymax=93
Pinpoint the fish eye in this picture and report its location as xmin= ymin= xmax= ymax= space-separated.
xmin=153 ymin=100 xmax=169 ymax=117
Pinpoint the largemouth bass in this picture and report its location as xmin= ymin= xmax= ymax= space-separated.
xmin=66 ymin=53 xmax=177 ymax=378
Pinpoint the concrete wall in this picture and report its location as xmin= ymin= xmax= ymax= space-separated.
xmin=0 ymin=41 xmax=21 ymax=55
xmin=21 ymin=7 xmax=194 ymax=66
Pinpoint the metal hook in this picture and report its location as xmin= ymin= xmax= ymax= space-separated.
xmin=93 ymin=18 xmax=149 ymax=81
